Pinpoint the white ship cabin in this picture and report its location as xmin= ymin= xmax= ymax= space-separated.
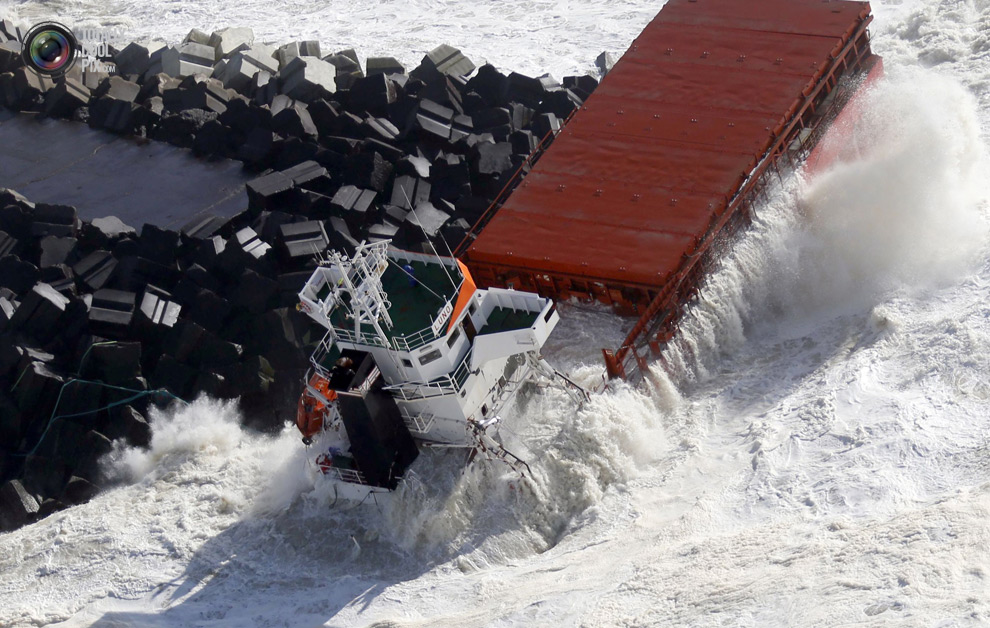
xmin=297 ymin=240 xmax=559 ymax=441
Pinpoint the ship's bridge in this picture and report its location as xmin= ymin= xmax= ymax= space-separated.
xmin=298 ymin=241 xmax=469 ymax=353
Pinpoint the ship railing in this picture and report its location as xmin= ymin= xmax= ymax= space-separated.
xmin=310 ymin=333 xmax=338 ymax=380
xmin=384 ymin=351 xmax=473 ymax=401
xmin=390 ymin=326 xmax=440 ymax=352
xmin=604 ymin=13 xmax=878 ymax=382
xmin=328 ymin=466 xmax=368 ymax=485
xmin=327 ymin=311 xmax=455 ymax=353
xmin=400 ymin=410 xmax=436 ymax=435
xmin=328 ymin=325 xmax=389 ymax=349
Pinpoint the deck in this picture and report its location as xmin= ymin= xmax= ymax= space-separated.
xmin=327 ymin=258 xmax=460 ymax=343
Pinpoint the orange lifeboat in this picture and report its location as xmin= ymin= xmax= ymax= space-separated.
xmin=296 ymin=373 xmax=338 ymax=444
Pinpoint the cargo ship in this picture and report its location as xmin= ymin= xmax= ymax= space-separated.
xmin=293 ymin=0 xmax=882 ymax=496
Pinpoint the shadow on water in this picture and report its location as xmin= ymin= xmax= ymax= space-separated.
xmin=85 ymin=444 xmax=539 ymax=627
xmin=87 ymin=492 xmax=433 ymax=627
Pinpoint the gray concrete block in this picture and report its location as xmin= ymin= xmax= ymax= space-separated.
xmin=209 ymin=27 xmax=255 ymax=60
xmin=323 ymin=53 xmax=363 ymax=90
xmin=155 ymin=43 xmax=215 ymax=78
xmin=420 ymin=44 xmax=476 ymax=78
xmin=114 ymin=40 xmax=166 ymax=76
xmin=0 ymin=480 xmax=39 ymax=531
xmin=280 ymin=55 xmax=336 ymax=101
xmin=366 ymin=57 xmax=404 ymax=77
xmin=184 ymin=28 xmax=211 ymax=46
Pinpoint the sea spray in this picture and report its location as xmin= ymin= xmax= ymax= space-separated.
xmin=654 ymin=68 xmax=989 ymax=387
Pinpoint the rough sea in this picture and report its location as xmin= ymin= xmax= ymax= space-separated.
xmin=1 ymin=0 xmax=989 ymax=625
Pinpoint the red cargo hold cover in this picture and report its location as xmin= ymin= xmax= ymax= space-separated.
xmin=467 ymin=0 xmax=871 ymax=292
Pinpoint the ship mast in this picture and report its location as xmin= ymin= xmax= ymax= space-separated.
xmin=328 ymin=241 xmax=394 ymax=344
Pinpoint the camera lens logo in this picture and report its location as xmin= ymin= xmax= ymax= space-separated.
xmin=22 ymin=22 xmax=78 ymax=77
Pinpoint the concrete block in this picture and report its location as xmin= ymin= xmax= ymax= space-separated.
xmin=138 ymin=285 xmax=181 ymax=328
xmin=367 ymin=220 xmax=399 ymax=243
xmin=113 ymin=255 xmax=178 ymax=293
xmin=0 ymin=229 xmax=20 ymax=258
xmin=403 ymin=201 xmax=450 ymax=240
xmin=44 ymin=77 xmax=91 ymax=118
xmin=474 ymin=141 xmax=514 ymax=175
xmin=308 ymin=93 xmax=345 ymax=133
xmin=38 ymin=236 xmax=78 ymax=268
xmin=117 ymin=405 xmax=151 ymax=448
xmin=595 ymin=51 xmax=617 ymax=76
xmin=506 ymin=71 xmax=545 ymax=108
xmin=154 ymin=43 xmax=214 ymax=78
xmin=221 ymin=49 xmax=277 ymax=93
xmin=73 ymin=251 xmax=117 ymax=291
xmin=331 ymin=185 xmax=377 ymax=218
xmin=532 ymin=111 xmax=561 ymax=139
xmin=192 ymin=119 xmax=230 ymax=156
xmin=416 ymin=44 xmax=476 ymax=78
xmin=563 ymin=74 xmax=598 ymax=101
xmin=281 ymin=160 xmax=333 ymax=194
xmin=180 ymin=215 xmax=227 ymax=242
xmin=349 ymin=73 xmax=397 ymax=112
xmin=0 ymin=40 xmax=24 ymax=73
xmin=246 ymin=171 xmax=294 ymax=212
xmin=234 ymin=227 xmax=272 ymax=260
xmin=0 ymin=256 xmax=39 ymax=294
xmin=390 ymin=175 xmax=431 ymax=210
xmin=184 ymin=28 xmax=211 ymax=46
xmin=138 ymin=224 xmax=180 ymax=266
xmin=327 ymin=217 xmax=359 ymax=255
xmin=238 ymin=126 xmax=276 ymax=165
xmin=281 ymin=56 xmax=337 ymax=102
xmin=233 ymin=269 xmax=277 ymax=313
xmin=538 ymin=89 xmax=578 ymax=119
xmin=366 ymin=57 xmax=404 ymax=77
xmin=85 ymin=339 xmax=142 ymax=384
xmin=471 ymin=107 xmax=512 ymax=131
xmin=91 ymin=216 xmax=135 ymax=239
xmin=88 ymin=288 xmax=136 ymax=337
xmin=0 ymin=480 xmax=39 ymax=531
xmin=278 ymin=220 xmax=329 ymax=259
xmin=61 ymin=476 xmax=99 ymax=506
xmin=94 ymin=76 xmax=140 ymax=102
xmin=10 ymin=66 xmax=54 ymax=110
xmin=113 ymin=40 xmax=166 ymax=76
xmin=209 ymin=27 xmax=255 ymax=60
xmin=184 ymin=287 xmax=230 ymax=332
xmin=415 ymin=98 xmax=454 ymax=140
xmin=272 ymin=100 xmax=318 ymax=138
xmin=88 ymin=96 xmax=135 ymax=133
xmin=9 ymin=282 xmax=68 ymax=343
xmin=510 ymin=129 xmax=537 ymax=155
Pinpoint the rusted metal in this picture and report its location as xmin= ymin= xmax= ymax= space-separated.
xmin=459 ymin=0 xmax=882 ymax=381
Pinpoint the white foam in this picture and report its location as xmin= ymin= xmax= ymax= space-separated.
xmin=2 ymin=0 xmax=990 ymax=626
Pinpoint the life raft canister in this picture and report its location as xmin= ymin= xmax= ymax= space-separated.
xmin=296 ymin=373 xmax=338 ymax=443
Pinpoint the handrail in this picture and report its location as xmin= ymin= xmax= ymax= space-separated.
xmin=384 ymin=350 xmax=473 ymax=400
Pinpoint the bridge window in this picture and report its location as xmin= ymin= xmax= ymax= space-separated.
xmin=418 ymin=349 xmax=442 ymax=365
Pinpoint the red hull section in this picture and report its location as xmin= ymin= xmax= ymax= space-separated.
xmin=461 ymin=0 xmax=881 ymax=378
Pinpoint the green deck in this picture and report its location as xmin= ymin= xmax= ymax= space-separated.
xmin=328 ymin=259 xmax=459 ymax=343
xmin=478 ymin=307 xmax=540 ymax=336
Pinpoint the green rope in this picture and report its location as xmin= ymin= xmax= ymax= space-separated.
xmin=14 ymin=378 xmax=187 ymax=460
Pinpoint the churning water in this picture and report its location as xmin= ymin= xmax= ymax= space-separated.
xmin=1 ymin=0 xmax=989 ymax=625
